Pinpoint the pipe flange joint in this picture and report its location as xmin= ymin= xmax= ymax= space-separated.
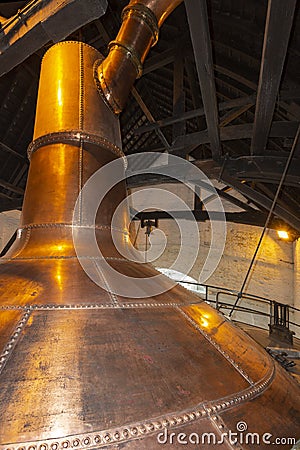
xmin=108 ymin=40 xmax=143 ymax=78
xmin=121 ymin=3 xmax=159 ymax=47
xmin=93 ymin=59 xmax=122 ymax=115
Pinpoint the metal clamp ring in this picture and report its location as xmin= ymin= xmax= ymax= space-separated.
xmin=108 ymin=40 xmax=143 ymax=78
xmin=27 ymin=130 xmax=127 ymax=168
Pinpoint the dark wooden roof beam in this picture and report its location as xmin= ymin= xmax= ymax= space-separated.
xmin=216 ymin=189 xmax=257 ymax=212
xmin=0 ymin=0 xmax=108 ymax=76
xmin=0 ymin=178 xmax=24 ymax=195
xmin=131 ymin=87 xmax=170 ymax=150
xmin=219 ymin=104 xmax=254 ymax=127
xmin=172 ymin=46 xmax=185 ymax=140
xmin=250 ymin=0 xmax=297 ymax=155
xmin=143 ymin=48 xmax=176 ymax=75
xmin=172 ymin=120 xmax=298 ymax=150
xmin=0 ymin=141 xmax=27 ymax=162
xmin=185 ymin=0 xmax=221 ymax=161
xmin=193 ymin=155 xmax=300 ymax=188
xmin=255 ymin=183 xmax=296 ymax=214
xmin=135 ymin=96 xmax=256 ymax=135
xmin=220 ymin=172 xmax=300 ymax=231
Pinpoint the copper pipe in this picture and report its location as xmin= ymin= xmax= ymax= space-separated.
xmin=95 ymin=0 xmax=183 ymax=113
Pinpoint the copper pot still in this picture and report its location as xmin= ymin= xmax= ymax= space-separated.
xmin=0 ymin=1 xmax=299 ymax=449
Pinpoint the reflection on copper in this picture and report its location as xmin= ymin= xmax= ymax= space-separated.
xmin=0 ymin=2 xmax=299 ymax=448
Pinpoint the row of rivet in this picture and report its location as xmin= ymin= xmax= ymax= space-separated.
xmin=18 ymin=223 xmax=129 ymax=235
xmin=0 ymin=309 xmax=31 ymax=374
xmin=92 ymin=260 xmax=119 ymax=306
xmin=27 ymin=131 xmax=126 ymax=166
xmin=1 ymin=255 xmax=132 ymax=262
xmin=0 ymin=302 xmax=182 ymax=311
xmin=78 ymin=41 xmax=85 ymax=223
xmin=41 ymin=41 xmax=103 ymax=62
xmin=79 ymin=41 xmax=84 ymax=132
xmin=2 ymin=364 xmax=275 ymax=450
xmin=0 ymin=411 xmax=214 ymax=450
xmin=206 ymin=366 xmax=274 ymax=413
xmin=176 ymin=307 xmax=255 ymax=385
xmin=211 ymin=415 xmax=243 ymax=450
xmin=93 ymin=58 xmax=120 ymax=115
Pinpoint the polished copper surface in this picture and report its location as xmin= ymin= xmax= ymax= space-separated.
xmin=0 ymin=35 xmax=299 ymax=450
xmin=95 ymin=0 xmax=183 ymax=113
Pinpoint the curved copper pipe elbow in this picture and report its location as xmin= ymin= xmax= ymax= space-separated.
xmin=94 ymin=0 xmax=183 ymax=114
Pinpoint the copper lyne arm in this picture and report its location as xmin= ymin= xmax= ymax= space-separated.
xmin=94 ymin=0 xmax=183 ymax=114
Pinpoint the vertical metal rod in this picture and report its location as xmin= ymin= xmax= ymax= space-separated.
xmin=270 ymin=301 xmax=273 ymax=325
xmin=145 ymin=232 xmax=148 ymax=263
xmin=216 ymin=291 xmax=219 ymax=310
xmin=229 ymin=124 xmax=300 ymax=317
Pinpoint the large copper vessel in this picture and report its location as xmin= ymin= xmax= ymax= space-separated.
xmin=0 ymin=2 xmax=299 ymax=449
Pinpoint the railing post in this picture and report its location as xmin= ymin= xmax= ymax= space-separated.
xmin=269 ymin=301 xmax=294 ymax=345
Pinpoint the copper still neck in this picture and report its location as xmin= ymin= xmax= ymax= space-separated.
xmin=8 ymin=41 xmax=129 ymax=259
xmin=9 ymin=0 xmax=184 ymax=258
xmin=11 ymin=0 xmax=185 ymax=257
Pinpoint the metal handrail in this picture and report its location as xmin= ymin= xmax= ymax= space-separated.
xmin=176 ymin=279 xmax=300 ymax=310
xmin=174 ymin=280 xmax=300 ymax=335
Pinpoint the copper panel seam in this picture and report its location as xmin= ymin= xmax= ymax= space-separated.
xmin=79 ymin=41 xmax=84 ymax=132
xmin=0 ymin=303 xmax=195 ymax=310
xmin=78 ymin=43 xmax=84 ymax=223
xmin=11 ymin=228 xmax=31 ymax=259
xmin=78 ymin=141 xmax=83 ymax=224
xmin=176 ymin=306 xmax=254 ymax=385
xmin=0 ymin=309 xmax=31 ymax=375
xmin=0 ymin=362 xmax=275 ymax=450
xmin=1 ymin=256 xmax=131 ymax=261
xmin=18 ymin=223 xmax=129 ymax=234
xmin=40 ymin=41 xmax=100 ymax=63
xmin=93 ymin=58 xmax=121 ymax=114
xmin=208 ymin=415 xmax=241 ymax=450
xmin=0 ymin=303 xmax=192 ymax=311
xmin=27 ymin=131 xmax=125 ymax=162
xmin=92 ymin=260 xmax=119 ymax=305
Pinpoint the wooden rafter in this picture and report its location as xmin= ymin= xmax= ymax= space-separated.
xmin=185 ymin=0 xmax=221 ymax=160
xmin=250 ymin=0 xmax=297 ymax=155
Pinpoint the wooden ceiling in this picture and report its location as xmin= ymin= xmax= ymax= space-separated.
xmin=0 ymin=0 xmax=299 ymax=232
